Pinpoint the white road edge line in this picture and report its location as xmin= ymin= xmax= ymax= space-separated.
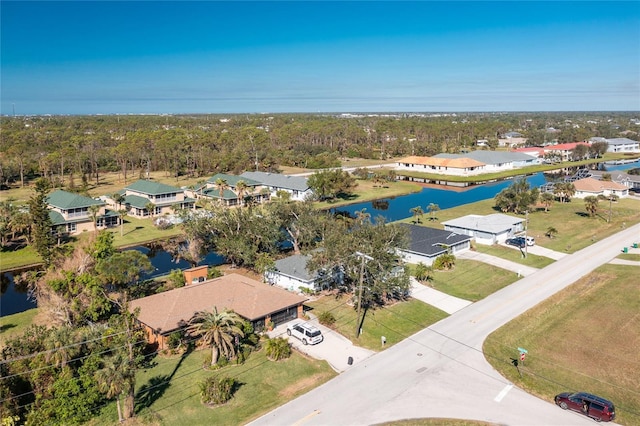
xmin=494 ymin=384 xmax=513 ymax=402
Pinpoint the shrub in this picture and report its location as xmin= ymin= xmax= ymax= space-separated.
xmin=167 ymin=331 xmax=183 ymax=351
xmin=207 ymin=267 xmax=223 ymax=279
xmin=198 ymin=375 xmax=237 ymax=406
xmin=166 ymin=269 xmax=185 ymax=289
xmin=318 ymin=311 xmax=336 ymax=327
xmin=414 ymin=262 xmax=433 ymax=282
xmin=433 ymin=253 xmax=456 ymax=270
xmin=264 ymin=337 xmax=291 ymax=361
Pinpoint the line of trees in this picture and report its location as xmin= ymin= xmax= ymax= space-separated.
xmin=1 ymin=112 xmax=635 ymax=190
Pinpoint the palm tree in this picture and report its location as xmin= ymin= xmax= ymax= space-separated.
xmin=45 ymin=326 xmax=78 ymax=368
xmin=95 ymin=352 xmax=132 ymax=423
xmin=88 ymin=204 xmax=100 ymax=231
xmin=235 ymin=180 xmax=249 ymax=206
xmin=145 ymin=201 xmax=156 ymax=219
xmin=409 ymin=206 xmax=424 ymax=223
xmin=540 ymin=192 xmax=555 ymax=212
xmin=427 ymin=203 xmax=440 ymax=221
xmin=112 ymin=192 xmax=125 ymax=210
xmin=214 ymin=178 xmax=228 ymax=206
xmin=187 ymin=308 xmax=245 ymax=366
xmin=545 ymin=226 xmax=558 ymax=239
xmin=584 ymin=196 xmax=599 ymax=217
xmin=118 ymin=207 xmax=129 ymax=237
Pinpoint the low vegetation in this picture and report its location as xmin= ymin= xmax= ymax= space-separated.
xmin=484 ymin=263 xmax=640 ymax=425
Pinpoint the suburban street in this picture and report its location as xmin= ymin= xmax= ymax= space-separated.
xmin=251 ymin=223 xmax=640 ymax=426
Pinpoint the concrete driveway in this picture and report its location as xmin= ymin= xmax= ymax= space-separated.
xmin=268 ymin=318 xmax=375 ymax=373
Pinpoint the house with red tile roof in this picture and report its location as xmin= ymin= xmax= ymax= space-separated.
xmin=129 ymin=273 xmax=307 ymax=349
xmin=542 ymin=142 xmax=591 ymax=161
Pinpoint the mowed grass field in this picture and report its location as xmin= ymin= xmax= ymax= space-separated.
xmin=483 ymin=263 xmax=640 ymax=425
xmin=87 ymin=347 xmax=336 ymax=426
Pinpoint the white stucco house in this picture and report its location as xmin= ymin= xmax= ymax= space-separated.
xmin=264 ymin=253 xmax=343 ymax=293
xmin=442 ymin=213 xmax=525 ymax=245
xmin=240 ymin=171 xmax=313 ymax=201
xmin=572 ymin=177 xmax=629 ymax=199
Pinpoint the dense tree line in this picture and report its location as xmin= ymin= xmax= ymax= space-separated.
xmin=1 ymin=112 xmax=636 ymax=189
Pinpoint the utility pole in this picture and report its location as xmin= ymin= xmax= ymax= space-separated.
xmin=608 ymin=192 xmax=612 ymax=223
xmin=354 ymin=251 xmax=373 ymax=337
xmin=524 ymin=210 xmax=529 ymax=258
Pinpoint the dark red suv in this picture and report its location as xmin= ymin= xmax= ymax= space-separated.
xmin=555 ymin=392 xmax=615 ymax=422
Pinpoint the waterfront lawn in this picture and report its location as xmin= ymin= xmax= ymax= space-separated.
xmin=91 ymin=347 xmax=336 ymax=426
xmin=0 ymin=245 xmax=41 ymax=271
xmin=483 ymin=263 xmax=640 ymax=426
xmin=314 ymin=179 xmax=422 ymax=210
xmin=306 ymin=295 xmax=448 ymax=350
xmin=421 ymin=197 xmax=640 ymax=255
xmin=424 ymin=259 xmax=519 ymax=302
xmin=0 ymin=308 xmax=39 ymax=342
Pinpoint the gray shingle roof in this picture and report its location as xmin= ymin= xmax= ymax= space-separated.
xmin=605 ymin=138 xmax=639 ymax=146
xmin=273 ymin=254 xmax=315 ymax=281
xmin=47 ymin=190 xmax=104 ymax=209
xmin=240 ymin=171 xmax=309 ymax=191
xmin=126 ymin=180 xmax=182 ymax=195
xmin=400 ymin=224 xmax=471 ymax=256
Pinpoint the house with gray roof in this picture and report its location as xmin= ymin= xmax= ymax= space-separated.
xmin=47 ymin=189 xmax=118 ymax=235
xmin=603 ymin=138 xmax=640 ymax=153
xmin=240 ymin=171 xmax=312 ymax=201
xmin=397 ymin=224 xmax=472 ymax=266
xmin=264 ymin=253 xmax=343 ymax=292
xmin=589 ymin=170 xmax=640 ymax=190
xmin=108 ymin=179 xmax=195 ymax=219
xmin=186 ymin=173 xmax=268 ymax=206
xmin=442 ymin=213 xmax=525 ymax=245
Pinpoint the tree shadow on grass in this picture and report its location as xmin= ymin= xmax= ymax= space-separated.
xmin=136 ymin=344 xmax=194 ymax=413
xmin=0 ymin=323 xmax=16 ymax=333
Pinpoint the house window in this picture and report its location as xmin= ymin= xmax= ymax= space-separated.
xmin=66 ymin=223 xmax=77 ymax=233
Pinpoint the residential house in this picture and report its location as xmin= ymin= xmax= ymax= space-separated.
xmin=397 ymin=224 xmax=472 ymax=266
xmin=186 ymin=173 xmax=267 ymax=206
xmin=110 ymin=180 xmax=195 ymax=219
xmin=396 ymin=155 xmax=486 ymax=176
xmin=264 ymin=253 xmax=343 ymax=293
xmin=442 ymin=213 xmax=525 ymax=245
xmin=47 ymin=189 xmax=118 ymax=235
xmin=542 ymin=142 xmax=591 ymax=161
xmin=603 ymin=138 xmax=640 ymax=153
xmin=129 ymin=273 xmax=307 ymax=350
xmin=240 ymin=171 xmax=312 ymax=201
xmin=588 ymin=170 xmax=640 ymax=191
xmin=498 ymin=131 xmax=527 ymax=148
xmin=572 ymin=177 xmax=629 ymax=199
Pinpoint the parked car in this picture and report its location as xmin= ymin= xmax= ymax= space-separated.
xmin=506 ymin=237 xmax=526 ymax=248
xmin=554 ymin=392 xmax=615 ymax=422
xmin=286 ymin=322 xmax=323 ymax=345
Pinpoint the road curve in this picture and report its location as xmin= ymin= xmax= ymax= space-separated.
xmin=249 ymin=223 xmax=640 ymax=426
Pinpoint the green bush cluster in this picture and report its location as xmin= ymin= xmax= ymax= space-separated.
xmin=317 ymin=311 xmax=336 ymax=327
xmin=198 ymin=375 xmax=237 ymax=406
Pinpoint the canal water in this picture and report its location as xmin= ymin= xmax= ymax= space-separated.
xmin=2 ymin=160 xmax=638 ymax=317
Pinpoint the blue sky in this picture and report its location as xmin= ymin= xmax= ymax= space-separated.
xmin=1 ymin=1 xmax=639 ymax=115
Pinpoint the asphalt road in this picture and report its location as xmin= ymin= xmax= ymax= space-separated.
xmin=250 ymin=223 xmax=640 ymax=426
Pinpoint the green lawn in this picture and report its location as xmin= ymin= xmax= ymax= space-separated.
xmin=314 ymin=179 xmax=422 ymax=210
xmin=421 ymin=259 xmax=521 ymax=302
xmin=0 ymin=308 xmax=39 ymax=342
xmin=306 ymin=295 xmax=448 ymax=350
xmin=89 ymin=346 xmax=336 ymax=426
xmin=483 ymin=263 xmax=640 ymax=425
xmin=472 ymin=245 xmax=555 ymax=269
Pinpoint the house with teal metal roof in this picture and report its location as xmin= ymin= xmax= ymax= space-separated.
xmin=47 ymin=189 xmax=118 ymax=235
xmin=186 ymin=173 xmax=269 ymax=206
xmin=105 ymin=180 xmax=195 ymax=219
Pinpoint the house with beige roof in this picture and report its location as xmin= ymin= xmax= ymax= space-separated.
xmin=572 ymin=178 xmax=629 ymax=199
xmin=396 ymin=155 xmax=486 ymax=176
xmin=129 ymin=273 xmax=307 ymax=349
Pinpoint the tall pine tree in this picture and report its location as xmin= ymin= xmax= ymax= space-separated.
xmin=29 ymin=178 xmax=54 ymax=266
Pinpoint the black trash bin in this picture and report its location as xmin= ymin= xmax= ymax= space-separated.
xmin=347 ymin=356 xmax=353 ymax=365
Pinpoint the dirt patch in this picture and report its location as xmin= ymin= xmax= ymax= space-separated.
xmin=278 ymin=373 xmax=326 ymax=398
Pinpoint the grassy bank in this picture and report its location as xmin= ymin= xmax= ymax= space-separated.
xmin=483 ymin=263 xmax=640 ymax=425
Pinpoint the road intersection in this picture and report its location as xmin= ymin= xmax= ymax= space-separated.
xmin=251 ymin=223 xmax=639 ymax=426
